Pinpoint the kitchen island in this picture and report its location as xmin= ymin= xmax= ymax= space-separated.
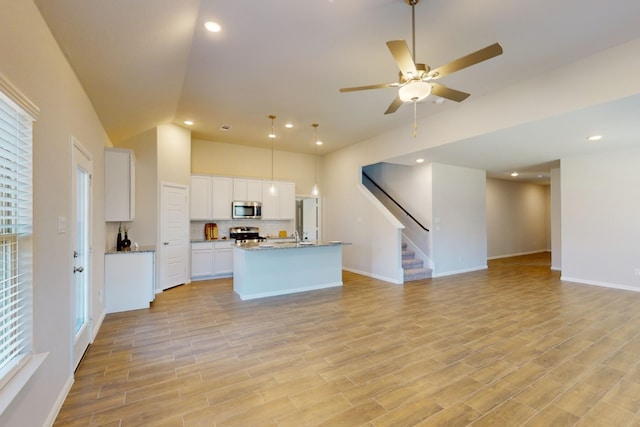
xmin=233 ymin=241 xmax=346 ymax=300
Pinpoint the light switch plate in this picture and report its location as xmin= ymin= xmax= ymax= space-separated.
xmin=57 ymin=216 xmax=67 ymax=234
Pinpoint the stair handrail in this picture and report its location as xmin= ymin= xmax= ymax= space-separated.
xmin=362 ymin=171 xmax=429 ymax=232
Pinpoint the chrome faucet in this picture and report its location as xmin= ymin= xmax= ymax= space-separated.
xmin=293 ymin=230 xmax=300 ymax=243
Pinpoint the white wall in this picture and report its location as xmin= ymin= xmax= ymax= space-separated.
xmin=486 ymin=178 xmax=550 ymax=259
xmin=561 ymin=148 xmax=640 ymax=290
xmin=323 ymin=39 xmax=640 ymax=284
xmin=363 ymin=162 xmax=432 ymax=263
xmin=550 ymin=168 xmax=562 ymax=270
xmin=118 ymin=128 xmax=158 ymax=248
xmin=0 ymin=1 xmax=110 ymax=425
xmin=431 ymin=164 xmax=487 ymax=275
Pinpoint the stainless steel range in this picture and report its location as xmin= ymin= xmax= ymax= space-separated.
xmin=229 ymin=226 xmax=266 ymax=244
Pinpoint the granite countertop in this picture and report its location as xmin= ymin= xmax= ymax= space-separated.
xmin=191 ymin=238 xmax=233 ymax=243
xmin=234 ymin=241 xmax=349 ymax=251
xmin=106 ymin=245 xmax=156 ymax=255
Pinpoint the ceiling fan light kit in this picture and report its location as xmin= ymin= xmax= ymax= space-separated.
xmin=398 ymin=81 xmax=431 ymax=102
xmin=339 ymin=0 xmax=503 ymax=136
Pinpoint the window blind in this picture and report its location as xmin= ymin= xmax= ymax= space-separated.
xmin=0 ymin=89 xmax=33 ymax=389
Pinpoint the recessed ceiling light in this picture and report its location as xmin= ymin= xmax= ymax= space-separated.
xmin=285 ymin=123 xmax=293 ymax=129
xmin=219 ymin=125 xmax=231 ymax=131
xmin=315 ymin=140 xmax=323 ymax=146
xmin=416 ymin=158 xmax=425 ymax=163
xmin=511 ymin=172 xmax=519 ymax=177
xmin=184 ymin=120 xmax=194 ymax=126
xmin=204 ymin=21 xmax=221 ymax=33
xmin=587 ymin=135 xmax=602 ymax=141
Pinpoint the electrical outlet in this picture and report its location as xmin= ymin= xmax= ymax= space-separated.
xmin=635 ymin=268 xmax=640 ymax=276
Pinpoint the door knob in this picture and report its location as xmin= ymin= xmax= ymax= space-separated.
xmin=73 ymin=266 xmax=84 ymax=273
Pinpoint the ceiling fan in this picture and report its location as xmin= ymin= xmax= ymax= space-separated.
xmin=339 ymin=0 xmax=503 ymax=115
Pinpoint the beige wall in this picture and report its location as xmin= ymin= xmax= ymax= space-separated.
xmin=0 ymin=1 xmax=111 ymax=425
xmin=486 ymin=178 xmax=550 ymax=259
xmin=191 ymin=139 xmax=322 ymax=196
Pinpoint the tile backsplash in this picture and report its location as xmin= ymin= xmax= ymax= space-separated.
xmin=190 ymin=219 xmax=294 ymax=240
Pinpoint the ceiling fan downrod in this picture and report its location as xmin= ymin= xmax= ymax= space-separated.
xmin=406 ymin=0 xmax=419 ymax=63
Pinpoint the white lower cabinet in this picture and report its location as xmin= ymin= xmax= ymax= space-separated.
xmin=191 ymin=242 xmax=214 ymax=278
xmin=191 ymin=241 xmax=234 ymax=280
xmin=105 ymin=251 xmax=155 ymax=313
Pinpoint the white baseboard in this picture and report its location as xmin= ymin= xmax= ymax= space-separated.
xmin=44 ymin=375 xmax=74 ymax=427
xmin=560 ymin=276 xmax=640 ymax=293
xmin=237 ymin=281 xmax=343 ymax=300
xmin=342 ymin=267 xmax=403 ymax=284
xmin=92 ymin=309 xmax=106 ymax=342
xmin=487 ymin=249 xmax=548 ymax=260
xmin=432 ymin=265 xmax=487 ymax=278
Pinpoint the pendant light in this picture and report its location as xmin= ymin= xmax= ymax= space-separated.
xmin=311 ymin=123 xmax=320 ymax=196
xmin=268 ymin=115 xmax=277 ymax=195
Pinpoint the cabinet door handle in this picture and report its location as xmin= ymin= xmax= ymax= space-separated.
xmin=73 ymin=266 xmax=84 ymax=273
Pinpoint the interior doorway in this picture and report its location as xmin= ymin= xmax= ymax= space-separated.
xmin=295 ymin=196 xmax=320 ymax=241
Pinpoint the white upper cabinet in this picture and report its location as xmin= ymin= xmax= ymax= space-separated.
xmin=105 ymin=148 xmax=135 ymax=222
xmin=278 ymin=181 xmax=296 ymax=219
xmin=233 ymin=178 xmax=262 ymax=202
xmin=190 ymin=175 xmax=212 ymax=220
xmin=190 ymin=175 xmax=233 ymax=220
xmin=262 ymin=180 xmax=295 ymax=220
xmin=211 ymin=176 xmax=233 ymax=220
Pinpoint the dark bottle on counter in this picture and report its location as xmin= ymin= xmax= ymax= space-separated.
xmin=116 ymin=230 xmax=122 ymax=251
xmin=122 ymin=232 xmax=131 ymax=250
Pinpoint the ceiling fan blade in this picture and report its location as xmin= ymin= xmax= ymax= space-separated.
xmin=386 ymin=40 xmax=418 ymax=79
xmin=384 ymin=95 xmax=403 ymax=115
xmin=339 ymin=82 xmax=398 ymax=93
xmin=430 ymin=83 xmax=470 ymax=102
xmin=428 ymin=43 xmax=503 ymax=80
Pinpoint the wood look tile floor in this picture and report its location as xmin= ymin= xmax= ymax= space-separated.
xmin=55 ymin=252 xmax=640 ymax=426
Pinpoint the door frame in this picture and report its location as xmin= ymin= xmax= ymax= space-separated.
xmin=70 ymin=137 xmax=93 ymax=370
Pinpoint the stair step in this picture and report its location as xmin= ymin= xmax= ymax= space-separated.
xmin=402 ymin=258 xmax=423 ymax=269
xmin=402 ymin=250 xmax=415 ymax=260
xmin=404 ymin=267 xmax=433 ymax=281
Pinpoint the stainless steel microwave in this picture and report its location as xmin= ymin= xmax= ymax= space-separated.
xmin=232 ymin=201 xmax=262 ymax=219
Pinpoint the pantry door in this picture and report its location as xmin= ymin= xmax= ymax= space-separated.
xmin=159 ymin=183 xmax=189 ymax=291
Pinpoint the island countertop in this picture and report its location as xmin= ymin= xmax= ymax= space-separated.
xmin=234 ymin=241 xmax=349 ymax=251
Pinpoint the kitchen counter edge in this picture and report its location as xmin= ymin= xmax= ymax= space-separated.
xmin=106 ymin=246 xmax=156 ymax=255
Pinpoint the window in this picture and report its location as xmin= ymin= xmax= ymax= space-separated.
xmin=0 ymin=82 xmax=35 ymax=392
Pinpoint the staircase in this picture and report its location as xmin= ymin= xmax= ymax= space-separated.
xmin=402 ymin=243 xmax=432 ymax=282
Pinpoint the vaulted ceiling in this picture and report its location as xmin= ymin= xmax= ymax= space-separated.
xmin=34 ymin=0 xmax=640 ymax=181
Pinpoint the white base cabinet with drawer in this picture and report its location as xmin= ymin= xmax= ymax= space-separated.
xmin=191 ymin=240 xmax=234 ymax=280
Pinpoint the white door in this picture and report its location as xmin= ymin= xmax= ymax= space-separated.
xmin=71 ymin=139 xmax=92 ymax=370
xmin=160 ymin=183 xmax=189 ymax=291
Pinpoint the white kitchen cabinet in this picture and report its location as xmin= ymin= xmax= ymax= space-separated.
xmin=105 ymin=148 xmax=135 ymax=221
xmin=191 ymin=240 xmax=234 ymax=280
xmin=105 ymin=251 xmax=155 ymax=313
xmin=233 ymin=178 xmax=262 ymax=202
xmin=191 ymin=241 xmax=214 ymax=278
xmin=190 ymin=175 xmax=232 ymax=220
xmin=211 ymin=177 xmax=233 ymax=219
xmin=278 ymin=181 xmax=296 ymax=219
xmin=213 ymin=240 xmax=234 ymax=275
xmin=261 ymin=180 xmax=296 ymax=220
xmin=190 ymin=175 xmax=212 ymax=220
